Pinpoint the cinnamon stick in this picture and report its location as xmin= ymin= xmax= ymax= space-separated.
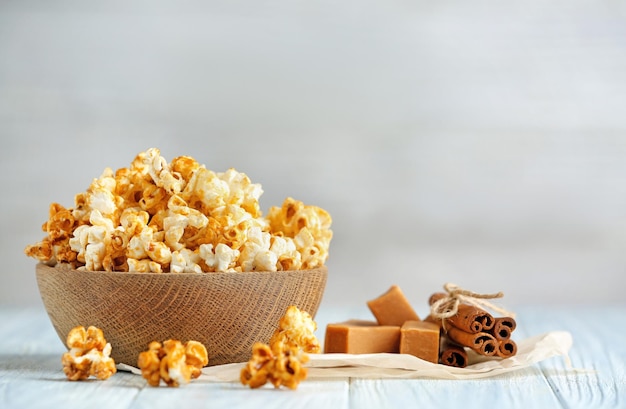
xmin=428 ymin=293 xmax=446 ymax=308
xmin=439 ymin=337 xmax=468 ymax=368
xmin=445 ymin=326 xmax=498 ymax=356
xmin=492 ymin=317 xmax=517 ymax=340
xmin=429 ymin=293 xmax=495 ymax=333
xmin=496 ymin=339 xmax=517 ymax=358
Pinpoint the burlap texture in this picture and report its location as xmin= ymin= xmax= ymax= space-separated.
xmin=35 ymin=263 xmax=327 ymax=366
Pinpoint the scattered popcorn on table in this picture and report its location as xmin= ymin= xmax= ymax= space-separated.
xmin=240 ymin=342 xmax=274 ymax=389
xmin=241 ymin=305 xmax=317 ymax=390
xmin=137 ymin=339 xmax=209 ymax=387
xmin=61 ymin=326 xmax=116 ymax=381
xmin=270 ymin=305 xmax=321 ymax=354
xmin=269 ymin=340 xmax=310 ymax=389
xmin=24 ymin=148 xmax=332 ymax=273
xmin=240 ymin=341 xmax=309 ymax=390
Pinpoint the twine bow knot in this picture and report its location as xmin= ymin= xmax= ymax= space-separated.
xmin=429 ymin=283 xmax=516 ymax=319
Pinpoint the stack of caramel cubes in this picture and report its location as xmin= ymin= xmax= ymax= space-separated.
xmin=324 ymin=285 xmax=516 ymax=368
xmin=324 ymin=286 xmax=440 ymax=364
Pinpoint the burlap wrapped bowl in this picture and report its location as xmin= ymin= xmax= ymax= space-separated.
xmin=35 ymin=263 xmax=327 ymax=366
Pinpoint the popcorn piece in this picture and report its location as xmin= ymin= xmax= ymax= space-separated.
xmin=126 ymin=224 xmax=171 ymax=270
xmin=45 ymin=202 xmax=77 ymax=242
xmin=217 ymin=168 xmax=263 ymax=218
xmin=119 ymin=207 xmax=150 ymax=235
xmin=136 ymin=341 xmax=162 ymax=386
xmin=61 ymin=326 xmax=116 ymax=381
xmin=168 ymin=195 xmax=208 ymax=230
xmin=211 ymin=204 xmax=257 ymax=249
xmin=137 ymin=339 xmax=209 ymax=387
xmin=69 ymin=210 xmax=115 ymax=271
xmin=24 ymin=237 xmax=54 ymax=263
xmin=270 ymin=236 xmax=302 ymax=271
xmin=181 ymin=167 xmax=230 ymax=213
xmin=170 ymin=249 xmax=202 ymax=274
xmin=73 ymin=168 xmax=122 ymax=225
xmin=240 ymin=341 xmax=309 ymax=390
xmin=139 ymin=148 xmax=185 ymax=195
xmin=293 ymin=228 xmax=325 ymax=270
xmin=127 ymin=258 xmax=163 ymax=273
xmin=25 ymin=203 xmax=79 ymax=265
xmin=267 ymin=197 xmax=332 ymax=238
xmin=241 ymin=305 xmax=316 ymax=390
xmin=180 ymin=218 xmax=220 ymax=250
xmin=170 ymin=155 xmax=201 ymax=182
xmin=269 ymin=340 xmax=310 ymax=390
xmin=101 ymin=207 xmax=149 ymax=271
xmin=103 ymin=227 xmax=129 ymax=271
xmin=240 ymin=342 xmax=273 ymax=389
xmin=127 ymin=226 xmax=154 ymax=260
xmin=139 ymin=185 xmax=168 ymax=214
xmin=267 ymin=197 xmax=333 ymax=269
xmin=199 ymin=243 xmax=240 ymax=272
xmin=163 ymin=195 xmax=208 ymax=251
xmin=270 ymin=305 xmax=320 ymax=353
xmin=238 ymin=227 xmax=277 ymax=272
xmin=86 ymin=169 xmax=119 ymax=217
xmin=145 ymin=241 xmax=172 ymax=266
xmin=184 ymin=340 xmax=210 ymax=379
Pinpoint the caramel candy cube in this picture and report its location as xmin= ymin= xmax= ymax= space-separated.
xmin=400 ymin=320 xmax=440 ymax=363
xmin=324 ymin=320 xmax=400 ymax=354
xmin=367 ymin=285 xmax=420 ymax=326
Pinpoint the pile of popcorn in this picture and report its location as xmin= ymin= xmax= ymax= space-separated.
xmin=25 ymin=148 xmax=332 ymax=273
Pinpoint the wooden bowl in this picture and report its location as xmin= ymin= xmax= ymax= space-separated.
xmin=35 ymin=263 xmax=327 ymax=366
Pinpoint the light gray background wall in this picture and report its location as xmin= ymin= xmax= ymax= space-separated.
xmin=2 ymin=1 xmax=626 ymax=309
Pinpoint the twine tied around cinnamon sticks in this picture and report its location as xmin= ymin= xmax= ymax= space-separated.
xmin=429 ymin=283 xmax=516 ymax=320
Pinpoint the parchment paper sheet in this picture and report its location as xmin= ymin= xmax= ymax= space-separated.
xmin=118 ymin=331 xmax=572 ymax=381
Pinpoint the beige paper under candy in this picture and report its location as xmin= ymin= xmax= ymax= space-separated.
xmin=117 ymin=330 xmax=571 ymax=381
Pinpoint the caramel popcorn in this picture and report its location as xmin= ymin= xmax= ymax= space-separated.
xmin=137 ymin=339 xmax=209 ymax=387
xmin=24 ymin=203 xmax=78 ymax=265
xmin=61 ymin=326 xmax=116 ymax=381
xmin=240 ymin=341 xmax=309 ymax=390
xmin=25 ymin=148 xmax=332 ymax=273
xmin=267 ymin=197 xmax=332 ymax=270
xmin=241 ymin=306 xmax=317 ymax=390
xmin=270 ymin=305 xmax=321 ymax=353
xmin=270 ymin=341 xmax=310 ymax=389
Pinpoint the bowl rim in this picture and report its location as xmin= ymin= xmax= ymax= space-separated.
xmin=36 ymin=262 xmax=328 ymax=277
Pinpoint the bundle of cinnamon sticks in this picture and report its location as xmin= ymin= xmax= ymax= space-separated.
xmin=426 ymin=293 xmax=517 ymax=368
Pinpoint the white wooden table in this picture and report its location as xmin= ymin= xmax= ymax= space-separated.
xmin=0 ymin=304 xmax=624 ymax=409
